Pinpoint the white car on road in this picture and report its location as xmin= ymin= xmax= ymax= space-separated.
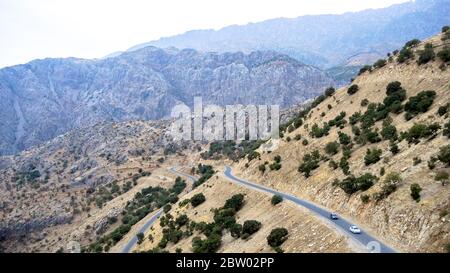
xmin=349 ymin=225 xmax=361 ymax=234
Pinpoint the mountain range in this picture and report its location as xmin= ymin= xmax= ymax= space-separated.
xmin=0 ymin=48 xmax=333 ymax=155
xmin=1 ymin=0 xmax=449 ymax=156
xmin=2 ymin=30 xmax=449 ymax=253
xmin=128 ymin=0 xmax=450 ymax=68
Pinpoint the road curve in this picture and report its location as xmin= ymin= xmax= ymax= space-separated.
xmin=121 ymin=166 xmax=396 ymax=253
xmin=223 ymin=166 xmax=397 ymax=253
xmin=121 ymin=209 xmax=163 ymax=253
xmin=167 ymin=166 xmax=197 ymax=183
xmin=120 ymin=167 xmax=197 ymax=253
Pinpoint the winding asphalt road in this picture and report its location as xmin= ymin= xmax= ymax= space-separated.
xmin=120 ymin=167 xmax=196 ymax=253
xmin=121 ymin=166 xmax=396 ymax=253
xmin=121 ymin=209 xmax=163 ymax=253
xmin=167 ymin=166 xmax=197 ymax=184
xmin=223 ymin=166 xmax=397 ymax=253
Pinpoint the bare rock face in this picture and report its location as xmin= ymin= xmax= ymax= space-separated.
xmin=0 ymin=213 xmax=73 ymax=239
xmin=93 ymin=208 xmax=121 ymax=235
xmin=0 ymin=48 xmax=334 ymax=155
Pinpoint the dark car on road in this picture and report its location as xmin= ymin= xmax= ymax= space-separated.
xmin=330 ymin=213 xmax=339 ymax=220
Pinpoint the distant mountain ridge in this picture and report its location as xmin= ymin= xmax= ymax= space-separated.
xmin=128 ymin=0 xmax=450 ymax=68
xmin=0 ymin=47 xmax=334 ymax=155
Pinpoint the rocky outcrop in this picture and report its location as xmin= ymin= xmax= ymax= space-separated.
xmin=0 ymin=213 xmax=73 ymax=239
xmin=93 ymin=208 xmax=121 ymax=235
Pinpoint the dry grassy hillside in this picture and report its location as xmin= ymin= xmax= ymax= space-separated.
xmin=134 ymin=173 xmax=359 ymax=253
xmin=234 ymin=33 xmax=450 ymax=252
xmin=0 ymin=120 xmax=201 ymax=252
xmin=1 ymin=31 xmax=449 ymax=254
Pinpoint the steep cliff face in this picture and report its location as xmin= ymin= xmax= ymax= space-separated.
xmin=0 ymin=48 xmax=334 ymax=155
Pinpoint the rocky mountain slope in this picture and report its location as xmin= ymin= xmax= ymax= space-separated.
xmin=0 ymin=119 xmax=202 ymax=252
xmin=0 ymin=91 xmax=314 ymax=253
xmin=128 ymin=0 xmax=450 ymax=69
xmin=2 ymin=28 xmax=449 ymax=254
xmin=0 ymin=48 xmax=334 ymax=156
xmin=131 ymin=30 xmax=450 ymax=253
xmin=228 ymin=32 xmax=450 ymax=252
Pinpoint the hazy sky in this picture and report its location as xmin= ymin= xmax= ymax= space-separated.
xmin=0 ymin=0 xmax=411 ymax=68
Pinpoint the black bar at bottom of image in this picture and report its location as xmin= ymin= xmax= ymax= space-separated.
xmin=0 ymin=253 xmax=445 ymax=272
